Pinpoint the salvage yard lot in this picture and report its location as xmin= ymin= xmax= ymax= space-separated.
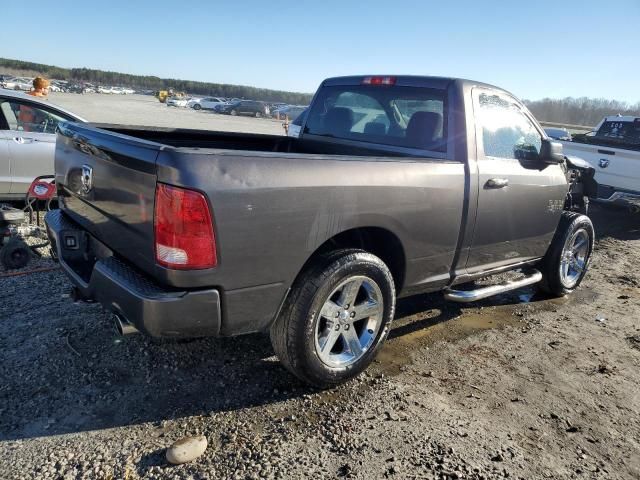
xmin=0 ymin=205 xmax=638 ymax=479
xmin=47 ymin=92 xmax=287 ymax=135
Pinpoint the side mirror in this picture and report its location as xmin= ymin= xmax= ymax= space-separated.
xmin=539 ymin=139 xmax=564 ymax=164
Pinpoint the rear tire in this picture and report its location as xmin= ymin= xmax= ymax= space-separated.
xmin=1 ymin=238 xmax=31 ymax=270
xmin=255 ymin=111 xmax=261 ymax=118
xmin=538 ymin=211 xmax=594 ymax=296
xmin=270 ymin=249 xmax=396 ymax=388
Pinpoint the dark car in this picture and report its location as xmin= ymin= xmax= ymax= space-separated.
xmin=219 ymin=100 xmax=269 ymax=117
xmin=544 ymin=127 xmax=572 ymax=141
xmin=272 ymin=105 xmax=307 ymax=120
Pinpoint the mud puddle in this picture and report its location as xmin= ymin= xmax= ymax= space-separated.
xmin=374 ymin=285 xmax=600 ymax=376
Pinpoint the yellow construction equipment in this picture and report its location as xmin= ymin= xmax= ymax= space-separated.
xmin=155 ymin=89 xmax=186 ymax=103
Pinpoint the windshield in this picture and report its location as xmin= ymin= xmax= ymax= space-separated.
xmin=304 ymin=85 xmax=447 ymax=151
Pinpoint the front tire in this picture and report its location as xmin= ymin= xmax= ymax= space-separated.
xmin=230 ymin=109 xmax=237 ymax=116
xmin=270 ymin=249 xmax=396 ymax=388
xmin=538 ymin=211 xmax=594 ymax=296
xmin=193 ymin=103 xmax=202 ymax=110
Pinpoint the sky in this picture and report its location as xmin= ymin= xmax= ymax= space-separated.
xmin=1 ymin=0 xmax=639 ymax=103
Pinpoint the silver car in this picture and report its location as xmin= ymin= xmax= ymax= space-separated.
xmin=0 ymin=89 xmax=85 ymax=199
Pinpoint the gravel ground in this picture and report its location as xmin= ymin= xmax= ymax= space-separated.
xmin=47 ymin=92 xmax=287 ymax=135
xmin=0 ymin=204 xmax=639 ymax=479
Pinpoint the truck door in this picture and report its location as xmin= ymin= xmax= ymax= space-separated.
xmin=465 ymin=89 xmax=568 ymax=275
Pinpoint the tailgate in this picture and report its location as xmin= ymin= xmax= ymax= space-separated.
xmin=55 ymin=122 xmax=160 ymax=274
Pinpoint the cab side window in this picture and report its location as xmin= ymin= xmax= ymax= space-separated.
xmin=0 ymin=99 xmax=70 ymax=134
xmin=478 ymin=93 xmax=542 ymax=160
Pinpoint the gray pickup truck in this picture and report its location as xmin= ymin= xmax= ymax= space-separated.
xmin=45 ymin=75 xmax=596 ymax=387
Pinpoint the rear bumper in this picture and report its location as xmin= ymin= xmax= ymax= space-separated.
xmin=44 ymin=209 xmax=221 ymax=338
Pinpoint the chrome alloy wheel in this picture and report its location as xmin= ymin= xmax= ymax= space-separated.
xmin=560 ymin=228 xmax=589 ymax=288
xmin=314 ymin=275 xmax=384 ymax=368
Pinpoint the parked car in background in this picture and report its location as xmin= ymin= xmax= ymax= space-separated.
xmin=273 ymin=105 xmax=307 ymax=120
xmin=561 ymin=115 xmax=640 ymax=209
xmin=286 ymin=107 xmax=308 ymax=137
xmin=186 ymin=97 xmax=202 ymax=108
xmin=544 ymin=127 xmax=572 ymax=141
xmin=0 ymin=76 xmax=17 ymax=89
xmin=10 ymin=77 xmax=33 ymax=91
xmin=97 ymin=86 xmax=113 ymax=94
xmin=189 ymin=97 xmax=227 ymax=110
xmin=269 ymin=102 xmax=288 ymax=112
xmin=67 ymin=83 xmax=93 ymax=94
xmin=219 ymin=100 xmax=269 ymax=117
xmin=0 ymin=89 xmax=85 ymax=199
xmin=166 ymin=97 xmax=189 ymax=107
xmin=212 ymin=103 xmax=228 ymax=113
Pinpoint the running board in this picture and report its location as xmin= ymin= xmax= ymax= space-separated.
xmin=444 ymin=270 xmax=542 ymax=303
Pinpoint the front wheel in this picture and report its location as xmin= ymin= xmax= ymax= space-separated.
xmin=538 ymin=211 xmax=594 ymax=296
xmin=193 ymin=104 xmax=202 ymax=110
xmin=230 ymin=109 xmax=237 ymax=116
xmin=270 ymin=249 xmax=396 ymax=388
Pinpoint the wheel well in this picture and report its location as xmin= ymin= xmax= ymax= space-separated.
xmin=300 ymin=227 xmax=406 ymax=291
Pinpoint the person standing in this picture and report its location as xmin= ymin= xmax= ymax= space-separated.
xmin=18 ymin=77 xmax=50 ymax=131
xmin=28 ymin=77 xmax=50 ymax=97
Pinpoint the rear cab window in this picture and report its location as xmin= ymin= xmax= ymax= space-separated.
xmin=596 ymin=119 xmax=640 ymax=144
xmin=304 ymin=84 xmax=447 ymax=152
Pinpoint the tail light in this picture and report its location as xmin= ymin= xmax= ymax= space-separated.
xmin=362 ymin=76 xmax=396 ymax=86
xmin=154 ymin=183 xmax=217 ymax=269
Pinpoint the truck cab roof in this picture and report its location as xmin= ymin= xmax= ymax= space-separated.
xmin=601 ymin=115 xmax=640 ymax=123
xmin=321 ymin=75 xmax=511 ymax=95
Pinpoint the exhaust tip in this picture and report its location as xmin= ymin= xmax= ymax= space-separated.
xmin=113 ymin=313 xmax=139 ymax=336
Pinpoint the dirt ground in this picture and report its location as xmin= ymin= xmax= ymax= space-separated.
xmin=0 ymin=204 xmax=638 ymax=480
xmin=47 ymin=92 xmax=287 ymax=135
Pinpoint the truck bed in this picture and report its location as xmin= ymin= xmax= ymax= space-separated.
xmin=54 ymin=121 xmax=465 ymax=336
xmin=96 ymin=124 xmax=417 ymax=157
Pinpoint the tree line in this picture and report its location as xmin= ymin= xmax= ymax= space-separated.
xmin=524 ymin=97 xmax=640 ymax=127
xmin=0 ymin=58 xmax=313 ymax=105
xmin=4 ymin=58 xmax=639 ymax=124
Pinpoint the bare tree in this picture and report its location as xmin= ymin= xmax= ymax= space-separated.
xmin=524 ymin=97 xmax=640 ymax=126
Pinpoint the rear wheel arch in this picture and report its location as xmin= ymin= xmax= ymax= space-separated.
xmin=294 ymin=227 xmax=406 ymax=296
xmin=265 ymin=227 xmax=407 ymax=333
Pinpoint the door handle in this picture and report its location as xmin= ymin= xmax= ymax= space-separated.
xmin=486 ymin=178 xmax=509 ymax=189
xmin=14 ymin=137 xmax=36 ymax=144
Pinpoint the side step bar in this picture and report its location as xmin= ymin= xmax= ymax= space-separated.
xmin=444 ymin=270 xmax=542 ymax=303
